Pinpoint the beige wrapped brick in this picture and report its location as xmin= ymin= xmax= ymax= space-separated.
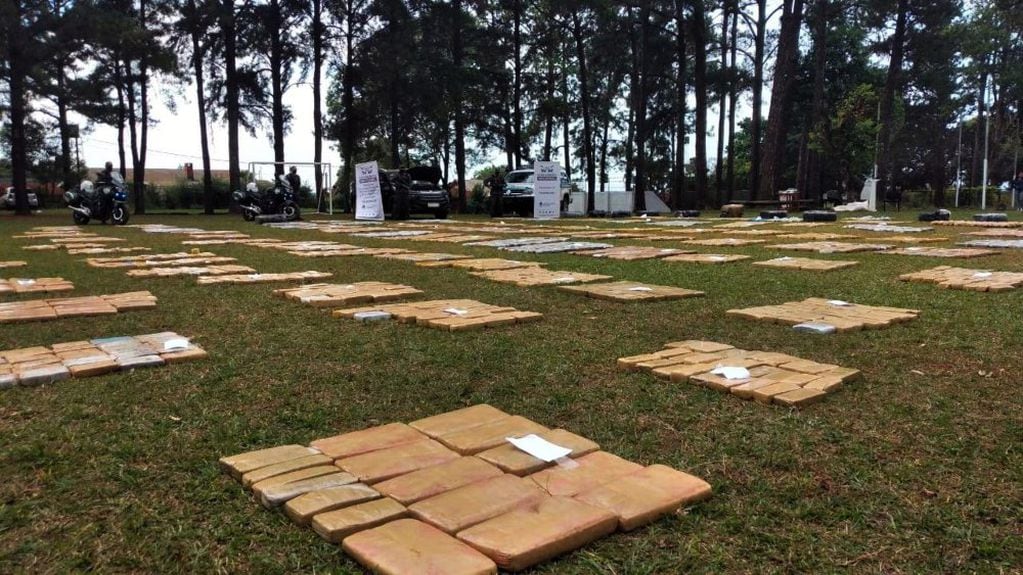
xmin=283 ymin=483 xmax=381 ymax=526
xmin=343 ymin=519 xmax=497 ymax=575
xmin=528 ymin=451 xmax=643 ymax=497
xmin=67 ymin=359 xmax=120 ymax=378
xmin=803 ymin=375 xmax=845 ymax=393
xmin=241 ymin=454 xmax=333 ymax=488
xmin=409 ymin=474 xmax=547 ymax=534
xmin=161 ymin=348 xmax=209 ymax=363
xmin=730 ymin=379 xmax=780 ymax=399
xmin=311 ymin=497 xmax=407 ymax=543
xmin=456 ymin=497 xmax=618 ymax=572
xmin=750 ymin=382 xmax=804 ymax=404
xmin=219 ymin=445 xmax=321 ymax=481
xmin=250 ymin=465 xmax=342 ymax=492
xmin=436 ymin=416 xmax=549 ymax=455
xmin=256 ymin=471 xmax=358 ymax=508
xmin=310 ymin=422 xmax=426 ymax=460
xmin=374 ymin=456 xmax=504 ymax=505
xmin=652 ymin=362 xmax=719 ymax=382
xmin=774 ymin=388 xmax=828 ymax=407
xmin=476 ymin=430 xmax=600 ymax=476
xmin=336 ymin=439 xmax=460 ymax=484
xmin=574 ymin=464 xmax=712 ymax=531
xmin=409 ymin=404 xmax=510 ymax=439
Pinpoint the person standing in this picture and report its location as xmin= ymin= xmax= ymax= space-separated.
xmin=1012 ymin=171 xmax=1023 ymax=212
xmin=285 ymin=166 xmax=301 ymax=193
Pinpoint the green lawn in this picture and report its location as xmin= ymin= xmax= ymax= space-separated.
xmin=1 ymin=209 xmax=1021 ymax=574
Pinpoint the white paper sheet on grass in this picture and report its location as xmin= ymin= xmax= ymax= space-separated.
xmin=506 ymin=434 xmax=572 ymax=462
xmin=711 ymin=366 xmax=751 ymax=380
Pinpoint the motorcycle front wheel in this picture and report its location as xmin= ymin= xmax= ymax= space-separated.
xmin=72 ymin=211 xmax=90 ymax=225
xmin=111 ymin=206 xmax=130 ymax=225
xmin=282 ymin=201 xmax=300 ymax=221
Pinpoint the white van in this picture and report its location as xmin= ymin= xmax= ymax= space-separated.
xmin=502 ymin=168 xmax=572 ymax=216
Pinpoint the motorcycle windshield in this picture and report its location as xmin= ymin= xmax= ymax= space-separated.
xmin=112 ymin=173 xmax=124 ymax=185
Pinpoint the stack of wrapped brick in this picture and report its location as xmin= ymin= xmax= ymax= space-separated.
xmin=559 ymin=281 xmax=705 ymax=302
xmin=470 ymin=267 xmax=611 ymax=287
xmin=752 ymin=257 xmax=859 ymax=272
xmin=415 ymin=258 xmax=543 ymax=271
xmin=0 ymin=291 xmax=157 ymax=323
xmin=883 ymin=247 xmax=998 ymax=258
xmin=85 ymin=252 xmax=236 ymax=268
xmin=727 ymin=297 xmax=919 ymax=332
xmin=126 ymin=264 xmax=256 ymax=278
xmin=0 ymin=331 xmax=206 ymax=388
xmin=899 ymin=266 xmax=1023 ymax=292
xmin=765 ymin=241 xmax=893 ymax=253
xmin=273 ymin=282 xmax=422 ymax=307
xmin=220 ymin=404 xmax=711 ymax=574
xmin=618 ymin=340 xmax=861 ymax=407
xmin=196 ymin=271 xmax=332 ymax=285
xmin=0 ymin=277 xmax=74 ymax=295
xmin=333 ymin=299 xmax=542 ymax=332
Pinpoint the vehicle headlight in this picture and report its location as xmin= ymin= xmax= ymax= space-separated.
xmin=63 ymin=191 xmax=77 ymax=204
xmin=232 ymin=190 xmax=244 ymax=202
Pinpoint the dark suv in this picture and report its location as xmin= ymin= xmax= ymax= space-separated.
xmin=351 ymin=166 xmax=450 ymax=219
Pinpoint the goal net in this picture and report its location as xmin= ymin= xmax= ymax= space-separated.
xmin=246 ymin=161 xmax=335 ymax=214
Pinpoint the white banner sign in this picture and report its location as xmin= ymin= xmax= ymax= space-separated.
xmin=533 ymin=161 xmax=561 ymax=220
xmin=355 ymin=161 xmax=384 ymax=221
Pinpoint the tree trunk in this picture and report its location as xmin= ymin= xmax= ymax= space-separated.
xmin=312 ymin=0 xmax=324 ymax=209
xmin=877 ymin=0 xmax=908 ymax=190
xmin=749 ymin=0 xmax=767 ymax=198
xmin=634 ymin=6 xmax=651 ymax=212
xmin=512 ymin=0 xmax=523 ymax=166
xmin=571 ymin=12 xmax=595 ymax=212
xmin=270 ymin=0 xmax=285 ymax=176
xmin=115 ymin=58 xmax=127 ymax=177
xmin=452 ymin=0 xmax=467 ymax=212
xmin=7 ymin=3 xmax=31 ymax=215
xmin=692 ymin=0 xmax=709 ymax=208
xmin=725 ymin=2 xmax=738 ymax=202
xmin=671 ymin=1 xmax=686 ymax=211
xmin=758 ymin=0 xmax=804 ymax=200
xmin=222 ymin=0 xmax=242 ymax=198
xmin=134 ymin=0 xmax=150 ymax=215
xmin=390 ymin=96 xmax=401 ymax=168
xmin=340 ymin=0 xmax=357 ymax=208
xmin=796 ymin=0 xmax=828 ymax=200
xmin=190 ymin=0 xmax=214 ymax=214
xmin=714 ymin=3 xmax=729 ymax=205
xmin=625 ymin=7 xmax=638 ymax=193
xmin=56 ymin=68 xmax=74 ymax=188
xmin=126 ymin=61 xmax=141 ymax=209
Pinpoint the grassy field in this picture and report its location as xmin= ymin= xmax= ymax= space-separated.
xmin=1 ymin=209 xmax=1021 ymax=574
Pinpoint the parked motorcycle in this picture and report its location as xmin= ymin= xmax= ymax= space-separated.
xmin=232 ymin=176 xmax=301 ymax=221
xmin=63 ymin=173 xmax=130 ymax=225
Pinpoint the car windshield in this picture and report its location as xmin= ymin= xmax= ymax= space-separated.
xmin=506 ymin=171 xmax=533 ymax=184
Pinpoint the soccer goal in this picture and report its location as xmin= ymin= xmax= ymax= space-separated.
xmin=246 ymin=161 xmax=335 ymax=214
